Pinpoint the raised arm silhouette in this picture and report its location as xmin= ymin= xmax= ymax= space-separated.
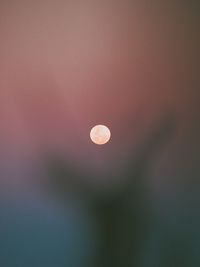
xmin=44 ymin=115 xmax=175 ymax=267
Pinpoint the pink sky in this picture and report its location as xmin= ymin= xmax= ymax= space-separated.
xmin=0 ymin=1 xmax=199 ymax=193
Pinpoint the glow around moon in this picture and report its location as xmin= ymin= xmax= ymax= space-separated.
xmin=90 ymin=125 xmax=111 ymax=145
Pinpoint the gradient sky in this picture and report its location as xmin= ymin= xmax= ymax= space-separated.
xmin=0 ymin=1 xmax=199 ymax=266
xmin=0 ymin=0 xmax=199 ymax=189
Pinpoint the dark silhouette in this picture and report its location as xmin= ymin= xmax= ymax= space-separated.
xmin=43 ymin=115 xmax=175 ymax=267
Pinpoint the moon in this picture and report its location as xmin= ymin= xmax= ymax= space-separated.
xmin=90 ymin=125 xmax=111 ymax=145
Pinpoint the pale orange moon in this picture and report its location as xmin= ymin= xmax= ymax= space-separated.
xmin=90 ymin=125 xmax=111 ymax=145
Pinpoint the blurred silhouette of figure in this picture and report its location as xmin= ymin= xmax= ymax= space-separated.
xmin=44 ymin=115 xmax=175 ymax=267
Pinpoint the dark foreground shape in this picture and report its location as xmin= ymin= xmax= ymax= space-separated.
xmin=44 ymin=115 xmax=175 ymax=267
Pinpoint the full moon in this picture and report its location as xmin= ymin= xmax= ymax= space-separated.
xmin=90 ymin=125 xmax=111 ymax=145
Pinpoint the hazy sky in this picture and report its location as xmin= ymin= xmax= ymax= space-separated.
xmin=0 ymin=1 xmax=199 ymax=266
xmin=0 ymin=0 xmax=199 ymax=187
